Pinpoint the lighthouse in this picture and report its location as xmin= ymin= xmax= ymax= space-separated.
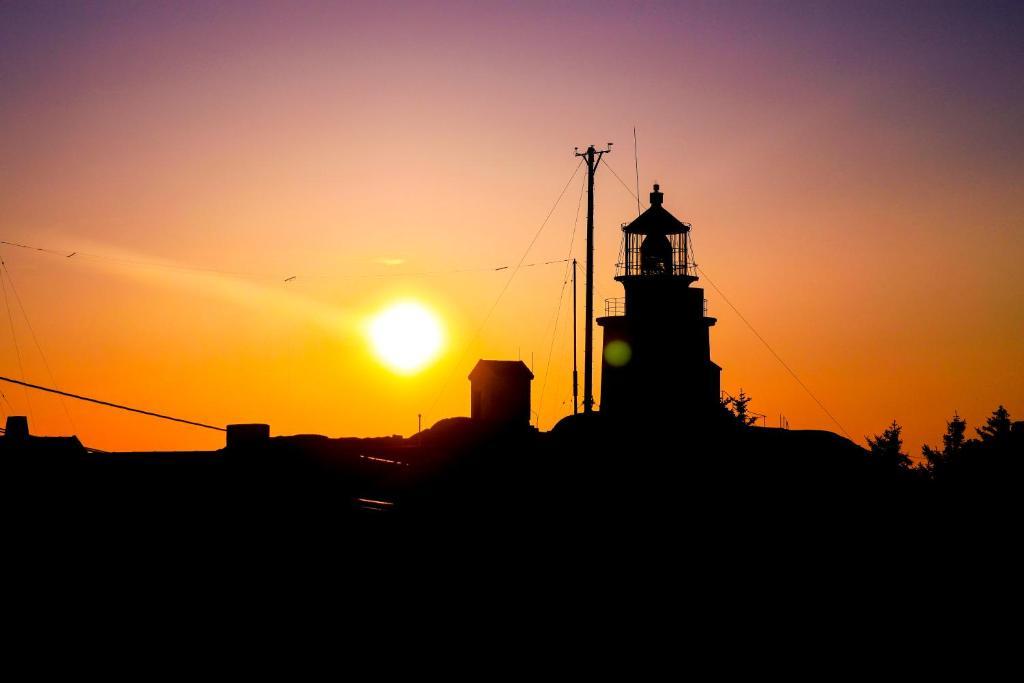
xmin=596 ymin=184 xmax=721 ymax=420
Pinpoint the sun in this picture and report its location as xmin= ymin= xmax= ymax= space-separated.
xmin=368 ymin=301 xmax=444 ymax=374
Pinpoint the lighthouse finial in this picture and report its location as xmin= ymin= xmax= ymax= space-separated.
xmin=650 ymin=183 xmax=663 ymax=206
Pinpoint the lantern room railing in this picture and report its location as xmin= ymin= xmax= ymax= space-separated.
xmin=605 ymin=297 xmax=625 ymax=317
xmin=603 ymin=297 xmax=709 ymax=318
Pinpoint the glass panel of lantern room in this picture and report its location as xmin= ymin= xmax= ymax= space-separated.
xmin=640 ymin=233 xmax=672 ymax=276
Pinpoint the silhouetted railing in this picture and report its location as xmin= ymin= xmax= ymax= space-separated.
xmin=615 ymin=261 xmax=696 ymax=278
xmin=604 ymin=297 xmax=708 ymax=317
xmin=605 ymin=297 xmax=625 ymax=316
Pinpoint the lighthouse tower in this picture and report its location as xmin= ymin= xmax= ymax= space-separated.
xmin=596 ymin=184 xmax=721 ymax=420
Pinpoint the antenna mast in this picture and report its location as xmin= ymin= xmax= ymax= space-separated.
xmin=572 ymin=257 xmax=578 ymax=415
xmin=633 ymin=127 xmax=641 ymax=217
xmin=574 ymin=143 xmax=611 ymax=414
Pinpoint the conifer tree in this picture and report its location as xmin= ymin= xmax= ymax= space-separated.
xmin=723 ymin=389 xmax=757 ymax=428
xmin=976 ymin=405 xmax=1012 ymax=446
xmin=922 ymin=412 xmax=967 ymax=472
xmin=867 ymin=419 xmax=911 ymax=469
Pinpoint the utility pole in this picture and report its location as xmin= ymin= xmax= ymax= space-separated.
xmin=572 ymin=258 xmax=578 ymax=415
xmin=575 ymin=143 xmax=611 ymax=414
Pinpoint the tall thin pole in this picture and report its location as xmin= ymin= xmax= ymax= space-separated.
xmin=583 ymin=146 xmax=595 ymax=414
xmin=574 ymin=143 xmax=610 ymax=414
xmin=572 ymin=258 xmax=578 ymax=415
xmin=633 ymin=127 xmax=641 ymax=217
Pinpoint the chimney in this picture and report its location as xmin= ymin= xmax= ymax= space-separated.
xmin=5 ymin=416 xmax=29 ymax=441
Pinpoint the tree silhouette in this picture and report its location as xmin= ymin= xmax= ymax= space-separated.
xmin=867 ymin=420 xmax=911 ymax=470
xmin=722 ymin=389 xmax=757 ymax=428
xmin=922 ymin=412 xmax=967 ymax=474
xmin=976 ymin=405 xmax=1012 ymax=446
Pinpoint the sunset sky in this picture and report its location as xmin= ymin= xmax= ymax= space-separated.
xmin=1 ymin=1 xmax=1021 ymax=457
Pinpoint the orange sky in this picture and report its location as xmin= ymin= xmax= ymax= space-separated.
xmin=1 ymin=2 xmax=1021 ymax=457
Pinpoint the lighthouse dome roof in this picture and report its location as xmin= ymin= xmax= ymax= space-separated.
xmin=623 ymin=184 xmax=690 ymax=236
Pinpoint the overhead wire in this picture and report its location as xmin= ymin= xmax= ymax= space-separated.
xmin=0 ymin=375 xmax=226 ymax=432
xmin=603 ymin=160 xmax=647 ymax=211
xmin=0 ymin=257 xmax=76 ymax=433
xmin=0 ymin=155 xmax=851 ymax=441
xmin=576 ymin=260 xmax=613 ymax=307
xmin=0 ymin=385 xmax=14 ymax=414
xmin=426 ymin=159 xmax=585 ymax=419
xmin=0 ymin=230 xmax=571 ymax=438
xmin=0 ymin=262 xmax=32 ymax=419
xmin=600 ymin=161 xmax=852 ymax=438
xmin=694 ymin=266 xmax=852 ymax=439
xmin=0 ymin=239 xmax=569 ymax=283
xmin=537 ymin=173 xmax=586 ymax=428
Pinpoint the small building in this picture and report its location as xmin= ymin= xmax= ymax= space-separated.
xmin=468 ymin=360 xmax=534 ymax=428
xmin=5 ymin=415 xmax=29 ymax=441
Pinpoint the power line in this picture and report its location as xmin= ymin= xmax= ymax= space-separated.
xmin=427 ymin=159 xmax=585 ymax=418
xmin=575 ymin=260 xmax=613 ymax=307
xmin=0 ymin=240 xmax=275 ymax=279
xmin=603 ymin=159 xmax=646 ymax=209
xmin=695 ymin=266 xmax=852 ymax=439
xmin=0 ymin=258 xmax=76 ymax=433
xmin=537 ymin=173 xmax=587 ymax=428
xmin=595 ymin=162 xmax=851 ymax=439
xmin=0 ymin=239 xmax=568 ymax=283
xmin=0 ymin=375 xmax=226 ymax=432
xmin=0 ymin=266 xmax=32 ymax=419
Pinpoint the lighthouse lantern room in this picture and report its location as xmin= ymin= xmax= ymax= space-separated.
xmin=596 ymin=184 xmax=721 ymax=420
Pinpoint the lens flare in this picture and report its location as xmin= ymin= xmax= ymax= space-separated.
xmin=604 ymin=340 xmax=632 ymax=367
xmin=368 ymin=301 xmax=444 ymax=374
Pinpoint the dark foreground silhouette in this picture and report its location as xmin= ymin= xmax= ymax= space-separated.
xmin=3 ymin=403 xmax=1020 ymax=547
xmin=4 ymin=409 xmax=1020 ymax=636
